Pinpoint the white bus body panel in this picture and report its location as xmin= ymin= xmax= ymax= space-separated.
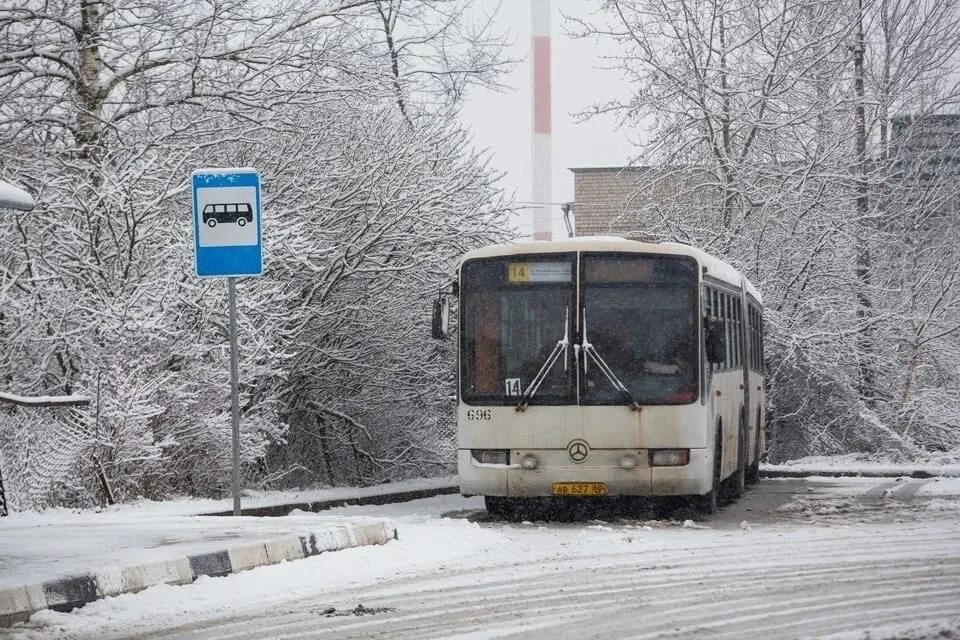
xmin=457 ymin=449 xmax=712 ymax=497
xmin=457 ymin=403 xmax=715 ymax=497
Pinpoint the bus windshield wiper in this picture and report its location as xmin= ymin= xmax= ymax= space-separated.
xmin=516 ymin=307 xmax=569 ymax=412
xmin=581 ymin=310 xmax=642 ymax=412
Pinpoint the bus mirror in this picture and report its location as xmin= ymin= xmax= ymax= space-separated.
xmin=432 ymin=296 xmax=450 ymax=339
xmin=706 ymin=318 xmax=725 ymax=364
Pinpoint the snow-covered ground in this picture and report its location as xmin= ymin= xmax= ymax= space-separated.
xmin=5 ymin=475 xmax=959 ymax=640
xmin=0 ymin=476 xmax=456 ymax=589
xmin=3 ymin=475 xmax=457 ymax=520
xmin=0 ymin=510 xmax=394 ymax=590
xmin=764 ymin=451 xmax=960 ymax=477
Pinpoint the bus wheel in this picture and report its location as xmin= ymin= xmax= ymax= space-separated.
xmin=695 ymin=429 xmax=723 ymax=515
xmin=484 ymin=496 xmax=514 ymax=519
xmin=746 ymin=406 xmax=762 ymax=484
xmin=725 ymin=413 xmax=747 ymax=500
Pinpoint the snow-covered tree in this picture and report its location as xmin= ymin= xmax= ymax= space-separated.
xmin=577 ymin=0 xmax=960 ymax=460
xmin=0 ymin=0 xmax=512 ymax=507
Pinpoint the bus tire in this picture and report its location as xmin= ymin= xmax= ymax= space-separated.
xmin=746 ymin=454 xmax=760 ymax=484
xmin=484 ymin=496 xmax=513 ymax=519
xmin=725 ymin=412 xmax=747 ymax=500
xmin=695 ymin=429 xmax=722 ymax=515
xmin=746 ymin=406 xmax=762 ymax=484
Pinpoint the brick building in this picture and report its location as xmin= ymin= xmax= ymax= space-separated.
xmin=570 ymin=114 xmax=960 ymax=238
xmin=568 ymin=166 xmax=649 ymax=237
xmin=570 ymin=165 xmax=717 ymax=240
xmin=891 ymin=113 xmax=960 ymax=165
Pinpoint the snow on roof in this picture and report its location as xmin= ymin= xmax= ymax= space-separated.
xmin=0 ymin=179 xmax=35 ymax=211
xmin=460 ymin=236 xmax=762 ymax=303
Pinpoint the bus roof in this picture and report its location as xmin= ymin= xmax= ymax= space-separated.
xmin=460 ymin=236 xmax=762 ymax=304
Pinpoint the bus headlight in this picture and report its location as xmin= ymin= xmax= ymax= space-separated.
xmin=620 ymin=454 xmax=637 ymax=469
xmin=472 ymin=449 xmax=509 ymax=465
xmin=650 ymin=449 xmax=690 ymax=467
xmin=520 ymin=454 xmax=539 ymax=470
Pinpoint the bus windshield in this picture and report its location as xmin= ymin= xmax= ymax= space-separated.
xmin=459 ymin=251 xmax=699 ymax=406
xmin=581 ymin=254 xmax=699 ymax=405
xmin=461 ymin=255 xmax=575 ymax=404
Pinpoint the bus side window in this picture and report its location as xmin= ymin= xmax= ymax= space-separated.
xmin=734 ymin=299 xmax=741 ymax=369
xmin=703 ymin=287 xmax=712 ymax=370
xmin=708 ymin=288 xmax=722 ymax=370
xmin=705 ymin=318 xmax=725 ymax=365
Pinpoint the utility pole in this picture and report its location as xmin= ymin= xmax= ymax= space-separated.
xmin=852 ymin=0 xmax=874 ymax=404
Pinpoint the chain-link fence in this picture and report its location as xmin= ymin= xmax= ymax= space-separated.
xmin=0 ymin=404 xmax=97 ymax=512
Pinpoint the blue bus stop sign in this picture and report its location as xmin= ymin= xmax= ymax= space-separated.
xmin=192 ymin=168 xmax=263 ymax=278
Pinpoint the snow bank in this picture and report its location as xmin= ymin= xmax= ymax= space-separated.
xmin=765 ymin=452 xmax=960 ymax=477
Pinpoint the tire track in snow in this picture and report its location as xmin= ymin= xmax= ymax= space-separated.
xmin=862 ymin=481 xmax=900 ymax=499
xmin=130 ymin=526 xmax=959 ymax=640
xmin=37 ymin=482 xmax=959 ymax=640
xmin=891 ymin=479 xmax=931 ymax=501
xmin=227 ymin=556 xmax=959 ymax=640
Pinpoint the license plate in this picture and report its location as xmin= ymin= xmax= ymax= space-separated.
xmin=552 ymin=482 xmax=608 ymax=496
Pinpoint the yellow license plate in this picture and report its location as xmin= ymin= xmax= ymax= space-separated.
xmin=552 ymin=482 xmax=608 ymax=496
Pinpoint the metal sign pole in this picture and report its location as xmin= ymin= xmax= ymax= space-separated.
xmin=228 ymin=277 xmax=241 ymax=516
xmin=0 ymin=458 xmax=8 ymax=517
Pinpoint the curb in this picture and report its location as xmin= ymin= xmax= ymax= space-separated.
xmin=201 ymin=470 xmax=960 ymax=518
xmin=202 ymin=484 xmax=462 ymax=517
xmin=0 ymin=519 xmax=397 ymax=628
xmin=761 ymin=469 xmax=960 ymax=479
xmin=201 ymin=469 xmax=960 ymax=518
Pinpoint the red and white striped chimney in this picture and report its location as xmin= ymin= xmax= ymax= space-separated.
xmin=531 ymin=0 xmax=552 ymax=241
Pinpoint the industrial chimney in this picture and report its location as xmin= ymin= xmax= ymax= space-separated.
xmin=531 ymin=0 xmax=552 ymax=241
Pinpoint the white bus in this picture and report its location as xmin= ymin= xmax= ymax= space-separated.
xmin=435 ymin=237 xmax=765 ymax=516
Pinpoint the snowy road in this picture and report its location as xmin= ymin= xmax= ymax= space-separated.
xmin=8 ymin=477 xmax=960 ymax=640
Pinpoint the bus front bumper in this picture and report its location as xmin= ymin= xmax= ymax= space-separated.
xmin=457 ymin=448 xmax=712 ymax=498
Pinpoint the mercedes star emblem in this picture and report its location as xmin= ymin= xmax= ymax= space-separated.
xmin=567 ymin=439 xmax=590 ymax=463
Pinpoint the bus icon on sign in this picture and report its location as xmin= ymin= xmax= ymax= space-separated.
xmin=203 ymin=202 xmax=253 ymax=228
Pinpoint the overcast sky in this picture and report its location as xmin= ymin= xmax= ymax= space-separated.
xmin=458 ymin=0 xmax=639 ymax=237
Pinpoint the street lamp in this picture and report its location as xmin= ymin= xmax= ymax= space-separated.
xmin=0 ymin=179 xmax=35 ymax=212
